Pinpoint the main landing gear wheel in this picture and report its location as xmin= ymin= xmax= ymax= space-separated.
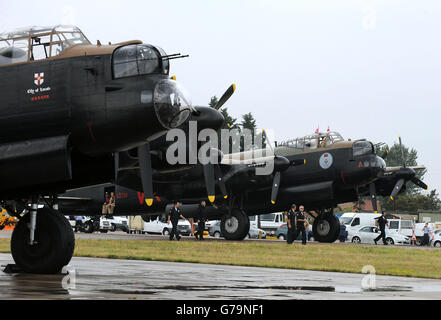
xmin=220 ymin=209 xmax=250 ymax=241
xmin=11 ymin=207 xmax=75 ymax=274
xmin=313 ymin=213 xmax=340 ymax=243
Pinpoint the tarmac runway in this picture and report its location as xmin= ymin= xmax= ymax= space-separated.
xmin=1 ymin=252 xmax=441 ymax=300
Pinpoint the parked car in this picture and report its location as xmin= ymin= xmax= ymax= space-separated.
xmin=430 ymin=231 xmax=441 ymax=247
xmin=349 ymin=226 xmax=410 ymax=245
xmin=209 ymin=221 xmax=223 ymax=238
xmin=209 ymin=221 xmax=266 ymax=239
xmin=67 ymin=216 xmax=113 ymax=233
xmin=275 ymin=223 xmax=313 ymax=241
xmin=143 ymin=216 xmax=192 ymax=236
xmin=246 ymin=225 xmax=266 ymax=239
xmin=102 ymin=215 xmax=129 ymax=232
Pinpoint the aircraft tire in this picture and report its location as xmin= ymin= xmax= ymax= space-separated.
xmin=220 ymin=209 xmax=249 ymax=241
xmin=313 ymin=213 xmax=339 ymax=243
xmin=83 ymin=221 xmax=94 ymax=233
xmin=11 ymin=208 xmax=75 ymax=274
xmin=330 ymin=214 xmax=340 ymax=243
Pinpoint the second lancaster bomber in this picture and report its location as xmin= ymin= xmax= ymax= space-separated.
xmin=61 ymin=130 xmax=428 ymax=243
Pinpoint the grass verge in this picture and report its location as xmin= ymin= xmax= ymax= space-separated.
xmin=0 ymin=238 xmax=440 ymax=279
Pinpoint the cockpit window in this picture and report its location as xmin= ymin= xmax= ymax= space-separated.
xmin=353 ymin=141 xmax=374 ymax=157
xmin=0 ymin=25 xmax=90 ymax=66
xmin=113 ymin=44 xmax=167 ymax=79
xmin=279 ymin=131 xmax=344 ymax=151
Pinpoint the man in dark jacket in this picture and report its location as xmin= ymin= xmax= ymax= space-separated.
xmin=339 ymin=222 xmax=347 ymax=242
xmin=196 ymin=200 xmax=207 ymax=240
xmin=295 ymin=205 xmax=308 ymax=245
xmin=168 ymin=201 xmax=185 ymax=241
xmin=287 ymin=204 xmax=297 ymax=244
xmin=374 ymin=211 xmax=389 ymax=245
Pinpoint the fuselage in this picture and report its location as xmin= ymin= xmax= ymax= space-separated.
xmin=0 ymin=26 xmax=192 ymax=197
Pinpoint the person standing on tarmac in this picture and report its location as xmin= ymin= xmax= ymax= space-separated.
xmin=295 ymin=205 xmax=308 ymax=245
xmin=339 ymin=222 xmax=347 ymax=242
xmin=168 ymin=201 xmax=186 ymax=241
xmin=374 ymin=211 xmax=389 ymax=245
xmin=287 ymin=204 xmax=297 ymax=244
xmin=422 ymin=223 xmax=432 ymax=246
xmin=196 ymin=200 xmax=208 ymax=240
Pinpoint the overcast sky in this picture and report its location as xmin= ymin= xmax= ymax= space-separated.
xmin=1 ymin=0 xmax=440 ymax=194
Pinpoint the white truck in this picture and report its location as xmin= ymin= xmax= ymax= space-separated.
xmin=102 ymin=216 xmax=129 ymax=232
xmin=339 ymin=212 xmax=381 ymax=235
xmin=249 ymin=213 xmax=285 ymax=236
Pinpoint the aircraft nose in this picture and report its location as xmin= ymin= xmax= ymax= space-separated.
xmin=191 ymin=106 xmax=225 ymax=131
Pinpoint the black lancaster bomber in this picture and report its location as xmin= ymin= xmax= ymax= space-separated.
xmin=61 ymin=130 xmax=427 ymax=243
xmin=0 ymin=25 xmax=227 ymax=273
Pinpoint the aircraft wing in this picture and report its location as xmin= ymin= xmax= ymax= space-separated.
xmin=385 ymin=166 xmax=426 ymax=172
xmin=56 ymin=196 xmax=95 ymax=208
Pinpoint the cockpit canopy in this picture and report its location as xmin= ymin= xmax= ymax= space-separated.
xmin=112 ymin=44 xmax=170 ymax=78
xmin=279 ymin=131 xmax=345 ymax=150
xmin=0 ymin=25 xmax=90 ymax=66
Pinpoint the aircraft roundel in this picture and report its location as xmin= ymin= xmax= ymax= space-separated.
xmin=319 ymin=152 xmax=333 ymax=169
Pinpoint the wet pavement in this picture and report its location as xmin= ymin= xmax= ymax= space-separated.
xmin=1 ymin=253 xmax=441 ymax=299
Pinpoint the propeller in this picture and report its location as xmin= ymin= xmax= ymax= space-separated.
xmin=113 ymin=146 xmax=154 ymax=206
xmin=411 ymin=177 xmax=428 ymax=190
xmin=214 ymin=84 xmax=236 ymax=110
xmin=369 ymin=182 xmax=378 ymax=213
xmin=381 ymin=147 xmax=390 ymax=160
xmin=138 ymin=143 xmax=154 ymax=206
xmin=201 ymin=147 xmax=226 ymax=203
xmin=261 ymin=129 xmax=294 ymax=205
xmin=199 ymin=84 xmax=236 ymax=202
xmin=390 ymin=178 xmax=405 ymax=201
xmin=214 ymin=164 xmax=228 ymax=199
xmin=271 ymin=172 xmax=281 ymax=205
xmin=203 ymin=163 xmax=216 ymax=203
xmin=399 ymin=136 xmax=406 ymax=167
xmin=388 ymin=136 xmax=428 ymax=200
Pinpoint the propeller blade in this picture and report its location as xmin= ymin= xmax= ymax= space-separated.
xmin=390 ymin=178 xmax=405 ymax=200
xmin=381 ymin=148 xmax=390 ymax=159
xmin=399 ymin=136 xmax=406 ymax=167
xmin=138 ymin=143 xmax=154 ymax=206
xmin=261 ymin=128 xmax=274 ymax=155
xmin=214 ymin=165 xmax=227 ymax=199
xmin=369 ymin=183 xmax=378 ymax=213
xmin=411 ymin=177 xmax=428 ymax=191
xmin=271 ymin=171 xmax=281 ymax=205
xmin=114 ymin=152 xmax=119 ymax=183
xmin=214 ymin=84 xmax=236 ymax=110
xmin=203 ymin=164 xmax=216 ymax=203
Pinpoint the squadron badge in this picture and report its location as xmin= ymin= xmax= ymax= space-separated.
xmin=319 ymin=152 xmax=333 ymax=169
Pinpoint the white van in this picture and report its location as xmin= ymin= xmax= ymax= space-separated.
xmin=339 ymin=212 xmax=381 ymax=234
xmin=249 ymin=213 xmax=285 ymax=236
